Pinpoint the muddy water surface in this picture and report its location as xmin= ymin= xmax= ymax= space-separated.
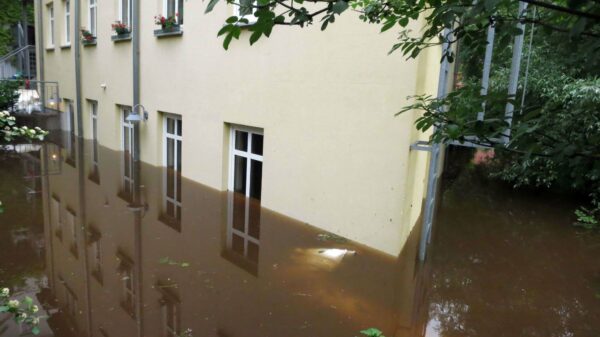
xmin=0 ymin=142 xmax=599 ymax=337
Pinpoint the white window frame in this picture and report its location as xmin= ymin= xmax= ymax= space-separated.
xmin=163 ymin=114 xmax=182 ymax=222
xmin=51 ymin=197 xmax=62 ymax=235
xmin=64 ymin=0 xmax=70 ymax=45
xmin=118 ymin=0 xmax=133 ymax=28
xmin=162 ymin=0 xmax=183 ymax=25
xmin=227 ymin=125 xmax=263 ymax=195
xmin=88 ymin=0 xmax=97 ymax=36
xmin=48 ymin=4 xmax=55 ymax=47
xmin=66 ymin=209 xmax=77 ymax=243
xmin=226 ymin=126 xmax=263 ymax=261
xmin=122 ymin=265 xmax=135 ymax=310
xmin=91 ymin=240 xmax=102 ymax=273
xmin=90 ymin=101 xmax=99 ymax=166
xmin=162 ymin=300 xmax=180 ymax=337
xmin=121 ymin=106 xmax=134 ymax=196
xmin=234 ymin=1 xmax=257 ymax=23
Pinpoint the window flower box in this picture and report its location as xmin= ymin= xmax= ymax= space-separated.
xmin=81 ymin=29 xmax=97 ymax=46
xmin=154 ymin=14 xmax=182 ymax=38
xmin=111 ymin=21 xmax=132 ymax=42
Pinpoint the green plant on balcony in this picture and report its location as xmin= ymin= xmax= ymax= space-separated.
xmin=111 ymin=21 xmax=130 ymax=36
xmin=154 ymin=14 xmax=179 ymax=31
xmin=80 ymin=28 xmax=95 ymax=44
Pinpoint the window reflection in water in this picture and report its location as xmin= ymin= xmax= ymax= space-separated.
xmin=161 ymin=115 xmax=182 ymax=231
xmin=120 ymin=107 xmax=134 ymax=201
xmin=223 ymin=128 xmax=263 ymax=275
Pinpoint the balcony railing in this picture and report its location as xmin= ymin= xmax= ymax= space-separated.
xmin=1 ymin=79 xmax=60 ymax=115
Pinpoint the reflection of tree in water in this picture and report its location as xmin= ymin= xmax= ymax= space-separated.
xmin=0 ymin=156 xmax=45 ymax=289
xmin=426 ymin=168 xmax=600 ymax=337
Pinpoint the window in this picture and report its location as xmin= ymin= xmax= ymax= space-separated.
xmin=163 ymin=299 xmax=179 ymax=337
xmin=48 ymin=4 xmax=55 ymax=47
xmin=121 ymin=107 xmax=134 ymax=200
xmin=65 ymin=100 xmax=76 ymax=166
xmin=163 ymin=0 xmax=184 ymax=24
xmin=64 ymin=0 xmax=71 ymax=44
xmin=64 ymin=282 xmax=78 ymax=319
xmin=89 ymin=0 xmax=97 ymax=36
xmin=119 ymin=0 xmax=132 ymax=28
xmin=229 ymin=127 xmax=263 ymax=200
xmin=117 ymin=251 xmax=136 ymax=318
xmin=161 ymin=115 xmax=182 ymax=230
xmin=51 ymin=197 xmax=63 ymax=239
xmin=156 ymin=281 xmax=181 ymax=337
xmin=66 ymin=208 xmax=78 ymax=257
xmin=90 ymin=101 xmax=100 ymax=183
xmin=234 ymin=0 xmax=256 ymax=23
xmin=224 ymin=126 xmax=263 ymax=275
xmin=88 ymin=226 xmax=102 ymax=282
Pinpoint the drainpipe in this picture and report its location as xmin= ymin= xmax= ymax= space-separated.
xmin=417 ymin=29 xmax=452 ymax=262
xmin=35 ymin=0 xmax=44 ymax=98
xmin=131 ymin=0 xmax=144 ymax=336
xmin=22 ymin=0 xmax=30 ymax=78
xmin=72 ymin=1 xmax=94 ymax=336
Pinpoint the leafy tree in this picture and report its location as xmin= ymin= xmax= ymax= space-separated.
xmin=205 ymin=0 xmax=600 ymax=225
xmin=0 ymin=0 xmax=33 ymax=55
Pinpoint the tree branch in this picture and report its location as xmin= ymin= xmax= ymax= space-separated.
xmin=520 ymin=0 xmax=600 ymax=21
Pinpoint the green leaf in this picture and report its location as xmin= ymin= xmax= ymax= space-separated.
xmin=31 ymin=326 xmax=40 ymax=335
xmin=332 ymin=0 xmax=349 ymax=15
xmin=250 ymin=30 xmax=262 ymax=45
xmin=205 ymin=0 xmax=220 ymax=13
xmin=226 ymin=16 xmax=239 ymax=24
xmin=0 ymin=306 xmax=9 ymax=312
xmin=360 ymin=328 xmax=384 ymax=337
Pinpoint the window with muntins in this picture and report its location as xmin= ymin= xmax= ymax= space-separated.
xmin=163 ymin=300 xmax=179 ymax=337
xmin=90 ymin=101 xmax=100 ymax=182
xmin=225 ymin=127 xmax=263 ymax=274
xmin=64 ymin=0 xmax=70 ymax=44
xmin=164 ymin=0 xmax=184 ymax=24
xmin=121 ymin=107 xmax=134 ymax=200
xmin=162 ymin=115 xmax=182 ymax=230
xmin=235 ymin=0 xmax=257 ymax=23
xmin=89 ymin=0 xmax=97 ymax=36
xmin=119 ymin=0 xmax=132 ymax=28
xmin=48 ymin=4 xmax=55 ymax=46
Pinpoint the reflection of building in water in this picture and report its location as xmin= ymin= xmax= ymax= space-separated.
xmin=39 ymin=143 xmax=430 ymax=337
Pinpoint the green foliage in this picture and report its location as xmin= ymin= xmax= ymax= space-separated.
xmin=0 ymin=288 xmax=41 ymax=334
xmin=0 ymin=0 xmax=34 ymax=55
xmin=0 ymin=80 xmax=20 ymax=111
xmin=359 ymin=328 xmax=385 ymax=337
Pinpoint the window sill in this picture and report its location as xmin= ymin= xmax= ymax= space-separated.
xmin=82 ymin=39 xmax=97 ymax=47
xmin=111 ymin=33 xmax=131 ymax=42
xmin=45 ymin=46 xmax=55 ymax=51
xmin=60 ymin=44 xmax=71 ymax=49
xmin=154 ymin=27 xmax=183 ymax=38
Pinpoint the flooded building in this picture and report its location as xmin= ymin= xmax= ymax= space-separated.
xmin=39 ymin=143 xmax=429 ymax=337
xmin=32 ymin=0 xmax=446 ymax=257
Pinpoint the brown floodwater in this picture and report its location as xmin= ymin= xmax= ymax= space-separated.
xmin=0 ymin=137 xmax=599 ymax=337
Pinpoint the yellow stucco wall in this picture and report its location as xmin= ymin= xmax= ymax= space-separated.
xmin=35 ymin=0 xmax=441 ymax=256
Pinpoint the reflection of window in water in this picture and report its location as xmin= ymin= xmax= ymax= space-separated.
xmin=223 ymin=126 xmax=263 ymax=275
xmin=66 ymin=207 xmax=78 ymax=258
xmin=89 ymin=100 xmax=100 ymax=183
xmin=120 ymin=106 xmax=134 ymax=201
xmin=88 ymin=226 xmax=102 ymax=283
xmin=156 ymin=281 xmax=181 ymax=337
xmin=58 ymin=276 xmax=79 ymax=328
xmin=160 ymin=114 xmax=182 ymax=231
xmin=64 ymin=100 xmax=76 ymax=166
xmin=51 ymin=196 xmax=63 ymax=239
xmin=117 ymin=250 xmax=136 ymax=318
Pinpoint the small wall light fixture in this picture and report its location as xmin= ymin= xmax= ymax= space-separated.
xmin=126 ymin=104 xmax=149 ymax=123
